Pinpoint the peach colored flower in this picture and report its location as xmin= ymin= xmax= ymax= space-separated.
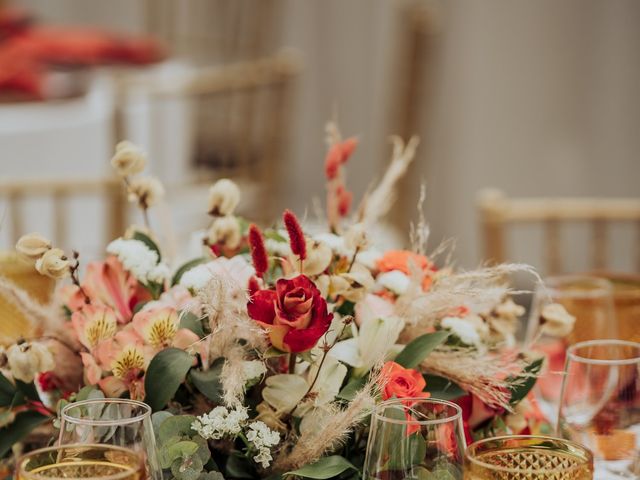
xmin=380 ymin=361 xmax=430 ymax=401
xmin=80 ymin=352 xmax=102 ymax=385
xmin=71 ymin=305 xmax=118 ymax=351
xmin=67 ymin=256 xmax=151 ymax=323
xmin=377 ymin=250 xmax=432 ymax=275
xmin=131 ymin=307 xmax=199 ymax=351
xmin=355 ymin=293 xmax=395 ymax=327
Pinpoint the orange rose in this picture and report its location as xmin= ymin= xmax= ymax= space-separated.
xmin=376 ymin=250 xmax=435 ymax=291
xmin=380 ymin=361 xmax=431 ymax=401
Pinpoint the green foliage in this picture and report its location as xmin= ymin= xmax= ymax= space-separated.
xmin=133 ymin=231 xmax=162 ymax=261
xmin=179 ymin=311 xmax=206 ymax=338
xmin=225 ymin=453 xmax=256 ymax=479
xmin=172 ymin=257 xmax=208 ymax=286
xmin=189 ymin=358 xmax=224 ymax=403
xmin=394 ymin=331 xmax=449 ymax=369
xmin=337 ymin=376 xmax=367 ymax=401
xmin=335 ymin=301 xmax=355 ymax=317
xmin=0 ymin=411 xmax=49 ymax=458
xmin=263 ymin=347 xmax=288 ymax=358
xmin=507 ymin=358 xmax=543 ymax=405
xmin=284 ymin=455 xmax=357 ymax=479
xmin=424 ymin=375 xmax=465 ymax=401
xmin=144 ymin=348 xmax=194 ymax=411
xmin=0 ymin=372 xmax=16 ymax=407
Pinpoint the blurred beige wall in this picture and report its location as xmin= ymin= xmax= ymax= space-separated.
xmin=10 ymin=0 xmax=640 ymax=272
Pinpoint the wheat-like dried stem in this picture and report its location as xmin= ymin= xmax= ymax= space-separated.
xmin=0 ymin=276 xmax=57 ymax=336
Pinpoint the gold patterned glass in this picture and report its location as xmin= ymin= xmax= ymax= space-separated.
xmin=59 ymin=399 xmax=160 ymax=480
xmin=364 ymin=398 xmax=466 ymax=480
xmin=464 ymin=435 xmax=593 ymax=480
xmin=526 ymin=276 xmax=617 ymax=424
xmin=558 ymin=340 xmax=640 ymax=479
xmin=16 ymin=444 xmax=145 ymax=480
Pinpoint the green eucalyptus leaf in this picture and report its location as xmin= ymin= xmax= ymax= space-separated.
xmin=179 ymin=311 xmax=206 ymax=338
xmin=144 ymin=348 xmax=194 ymax=411
xmin=198 ymin=473 xmax=224 ymax=480
xmin=74 ymin=386 xmax=103 ymax=402
xmin=0 ymin=411 xmax=49 ymax=458
xmin=159 ymin=415 xmax=196 ymax=444
xmin=192 ymin=435 xmax=211 ymax=464
xmin=189 ymin=359 xmax=224 ymax=403
xmin=167 ymin=441 xmax=199 ymax=462
xmin=284 ymin=455 xmax=357 ymax=479
xmin=133 ymin=231 xmax=162 ymax=261
xmin=337 ymin=376 xmax=367 ymax=401
xmin=0 ymin=372 xmax=16 ymax=407
xmin=424 ymin=375 xmax=465 ymax=401
xmin=394 ymin=331 xmax=449 ymax=369
xmin=171 ymin=455 xmax=203 ymax=480
xmin=152 ymin=411 xmax=174 ymax=439
xmin=508 ymin=358 xmax=543 ymax=405
xmin=172 ymin=257 xmax=208 ymax=286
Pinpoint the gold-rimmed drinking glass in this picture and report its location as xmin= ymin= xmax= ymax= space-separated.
xmin=16 ymin=444 xmax=145 ymax=480
xmin=558 ymin=339 xmax=640 ymax=479
xmin=464 ymin=435 xmax=593 ymax=479
xmin=58 ymin=399 xmax=160 ymax=480
xmin=363 ymin=398 xmax=466 ymax=480
xmin=526 ymin=275 xmax=617 ymax=424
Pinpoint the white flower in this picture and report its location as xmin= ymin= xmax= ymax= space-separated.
xmin=314 ymin=232 xmax=349 ymax=256
xmin=246 ymin=421 xmax=280 ymax=468
xmin=107 ymin=238 xmax=160 ymax=283
xmin=35 ymin=248 xmax=70 ymax=279
xmin=207 ymin=216 xmax=242 ymax=249
xmin=191 ymin=406 xmax=249 ymax=440
xmin=127 ymin=176 xmax=165 ymax=208
xmin=441 ymin=316 xmax=485 ymax=346
xmin=356 ymin=248 xmax=383 ymax=270
xmin=264 ymin=238 xmax=291 ymax=258
xmin=111 ymin=141 xmax=147 ymax=177
xmin=148 ymin=263 xmax=170 ymax=284
xmin=208 ymin=179 xmax=241 ymax=216
xmin=344 ymin=223 xmax=369 ymax=251
xmin=292 ymin=239 xmax=333 ymax=276
xmin=377 ymin=270 xmax=410 ymax=295
xmin=178 ymin=256 xmax=254 ymax=300
xmin=540 ymin=303 xmax=576 ymax=338
xmin=16 ymin=233 xmax=51 ymax=262
xmin=7 ymin=342 xmax=54 ymax=383
xmin=242 ymin=360 xmax=267 ymax=384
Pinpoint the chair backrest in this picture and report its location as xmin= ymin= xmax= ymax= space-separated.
xmin=0 ymin=177 xmax=127 ymax=248
xmin=478 ymin=189 xmax=640 ymax=274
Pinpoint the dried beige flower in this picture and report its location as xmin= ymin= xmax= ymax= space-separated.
xmin=207 ymin=216 xmax=242 ymax=249
xmin=127 ymin=176 xmax=165 ymax=208
xmin=111 ymin=141 xmax=147 ymax=177
xmin=208 ymin=179 xmax=240 ymax=216
xmin=344 ymin=222 xmax=369 ymax=251
xmin=494 ymin=298 xmax=525 ymax=321
xmin=35 ymin=248 xmax=70 ymax=279
xmin=540 ymin=303 xmax=576 ymax=338
xmin=16 ymin=233 xmax=51 ymax=262
xmin=7 ymin=342 xmax=54 ymax=382
xmin=331 ymin=265 xmax=375 ymax=302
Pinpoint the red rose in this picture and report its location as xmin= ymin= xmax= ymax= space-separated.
xmin=247 ymin=275 xmax=333 ymax=353
xmin=380 ymin=361 xmax=431 ymax=401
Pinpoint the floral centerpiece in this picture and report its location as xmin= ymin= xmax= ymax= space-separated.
xmin=0 ymin=124 xmax=574 ymax=479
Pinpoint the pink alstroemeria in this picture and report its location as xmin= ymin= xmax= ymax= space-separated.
xmin=131 ymin=307 xmax=200 ymax=351
xmin=71 ymin=305 xmax=118 ymax=351
xmin=67 ymin=256 xmax=151 ymax=324
xmin=141 ymin=285 xmax=200 ymax=314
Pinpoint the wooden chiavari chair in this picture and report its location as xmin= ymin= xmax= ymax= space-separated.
xmin=477 ymin=189 xmax=640 ymax=275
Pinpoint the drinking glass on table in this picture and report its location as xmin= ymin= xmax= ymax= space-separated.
xmin=17 ymin=444 xmax=145 ymax=480
xmin=363 ymin=398 xmax=466 ymax=480
xmin=58 ymin=399 xmax=161 ymax=480
xmin=526 ymin=276 xmax=617 ymax=425
xmin=558 ymin=339 xmax=640 ymax=479
xmin=464 ymin=435 xmax=593 ymax=480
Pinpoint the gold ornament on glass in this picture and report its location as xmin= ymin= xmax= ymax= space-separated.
xmin=17 ymin=444 xmax=145 ymax=480
xmin=558 ymin=339 xmax=640 ymax=479
xmin=525 ymin=276 xmax=617 ymax=424
xmin=58 ymin=399 xmax=161 ymax=480
xmin=464 ymin=435 xmax=593 ymax=480
xmin=363 ymin=398 xmax=466 ymax=480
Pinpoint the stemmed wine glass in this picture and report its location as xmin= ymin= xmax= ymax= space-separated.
xmin=526 ymin=275 xmax=617 ymax=424
xmin=363 ymin=398 xmax=467 ymax=480
xmin=16 ymin=444 xmax=144 ymax=480
xmin=58 ymin=398 xmax=161 ymax=480
xmin=558 ymin=339 xmax=640 ymax=479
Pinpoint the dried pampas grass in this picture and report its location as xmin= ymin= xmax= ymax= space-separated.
xmin=0 ymin=276 xmax=59 ymax=338
xmin=272 ymin=368 xmax=381 ymax=472
xmin=357 ymin=135 xmax=420 ymax=227
xmin=422 ymin=346 xmax=532 ymax=410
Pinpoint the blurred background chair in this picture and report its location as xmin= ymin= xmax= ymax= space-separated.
xmin=478 ymin=189 xmax=640 ymax=275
